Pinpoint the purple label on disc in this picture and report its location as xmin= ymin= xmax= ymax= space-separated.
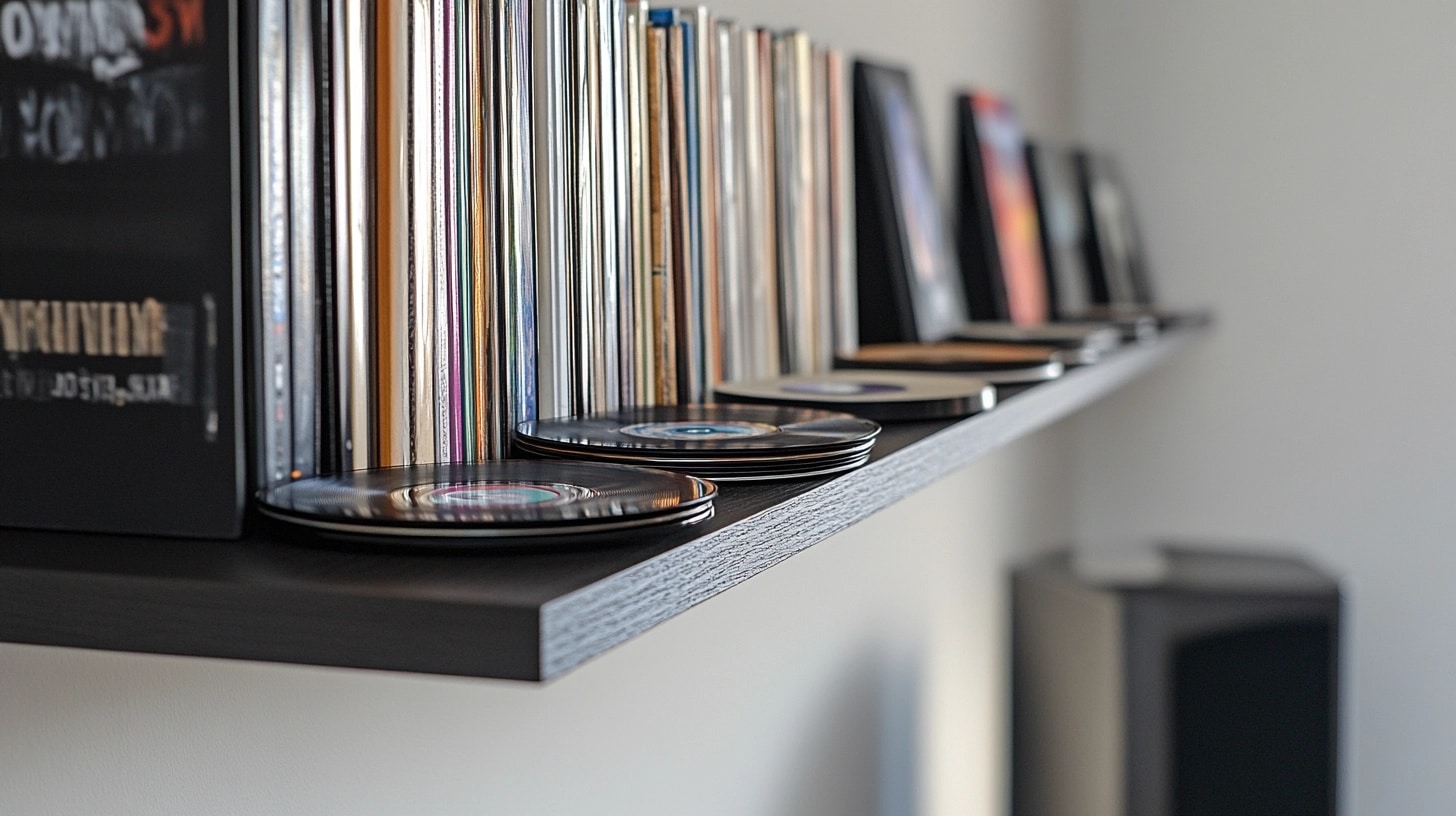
xmin=395 ymin=481 xmax=592 ymax=509
xmin=619 ymin=420 xmax=779 ymax=441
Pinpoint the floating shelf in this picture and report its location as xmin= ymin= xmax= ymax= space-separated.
xmin=0 ymin=327 xmax=1203 ymax=681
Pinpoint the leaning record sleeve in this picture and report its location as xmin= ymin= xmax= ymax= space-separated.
xmin=0 ymin=0 xmax=246 ymax=537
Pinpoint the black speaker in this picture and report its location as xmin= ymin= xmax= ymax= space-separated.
xmin=1012 ymin=546 xmax=1340 ymax=816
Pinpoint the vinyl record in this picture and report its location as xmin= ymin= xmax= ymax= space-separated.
xmin=515 ymin=438 xmax=875 ymax=481
xmin=255 ymin=460 xmax=715 ymax=543
xmin=517 ymin=404 xmax=880 ymax=457
xmin=513 ymin=436 xmax=876 ymax=466
xmin=950 ymin=322 xmax=1121 ymax=353
xmin=837 ymin=343 xmax=1065 ymax=381
xmin=714 ymin=372 xmax=996 ymax=421
xmin=844 ymin=341 xmax=1059 ymax=368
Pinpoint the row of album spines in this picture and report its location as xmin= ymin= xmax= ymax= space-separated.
xmin=254 ymin=0 xmax=857 ymax=482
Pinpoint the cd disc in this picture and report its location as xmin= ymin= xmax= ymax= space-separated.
xmin=255 ymin=460 xmax=716 ymax=542
xmin=713 ymin=372 xmax=996 ymax=421
xmin=516 ymin=404 xmax=881 ymax=457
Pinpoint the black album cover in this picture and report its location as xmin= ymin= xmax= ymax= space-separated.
xmin=1026 ymin=141 xmax=1093 ymax=318
xmin=0 ymin=1 xmax=244 ymax=537
xmin=852 ymin=60 xmax=966 ymax=345
xmin=1077 ymin=150 xmax=1155 ymax=307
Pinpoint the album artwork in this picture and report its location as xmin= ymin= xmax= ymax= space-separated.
xmin=0 ymin=0 xmax=245 ymax=537
xmin=853 ymin=61 xmax=967 ymax=344
xmin=955 ymin=91 xmax=1048 ymax=325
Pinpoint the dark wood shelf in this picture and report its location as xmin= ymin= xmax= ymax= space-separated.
xmin=0 ymin=327 xmax=1203 ymax=681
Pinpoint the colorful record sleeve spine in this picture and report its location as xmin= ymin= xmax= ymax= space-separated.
xmin=406 ymin=0 xmax=439 ymax=465
xmin=645 ymin=23 xmax=680 ymax=405
xmin=663 ymin=22 xmax=693 ymax=405
xmin=712 ymin=18 xmax=747 ymax=384
xmin=331 ymin=0 xmax=375 ymax=472
xmin=287 ymin=0 xmax=318 ymax=479
xmin=609 ymin=0 xmax=637 ymax=410
xmin=691 ymin=7 xmax=722 ymax=394
xmin=624 ymin=1 xmax=656 ymax=408
xmin=824 ymin=47 xmax=858 ymax=361
xmin=809 ymin=44 xmax=834 ymax=374
xmin=373 ymin=0 xmax=407 ymax=466
xmin=466 ymin=0 xmax=494 ymax=456
xmin=533 ymin=0 xmax=572 ymax=420
xmin=741 ymin=27 xmax=781 ymax=382
xmin=491 ymin=0 xmax=538 ymax=457
xmin=773 ymin=31 xmax=820 ymax=376
xmin=256 ymin=0 xmax=293 ymax=486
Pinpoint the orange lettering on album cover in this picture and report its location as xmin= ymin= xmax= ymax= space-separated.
xmin=145 ymin=0 xmax=204 ymax=51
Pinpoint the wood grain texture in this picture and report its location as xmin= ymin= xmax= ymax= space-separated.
xmin=0 ymin=329 xmax=1202 ymax=681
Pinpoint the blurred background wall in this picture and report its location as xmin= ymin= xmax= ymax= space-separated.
xmin=1072 ymin=2 xmax=1456 ymax=813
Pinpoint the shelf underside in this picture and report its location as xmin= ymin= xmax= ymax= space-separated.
xmin=0 ymin=328 xmax=1200 ymax=681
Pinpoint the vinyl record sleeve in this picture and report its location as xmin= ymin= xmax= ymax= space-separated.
xmin=954 ymin=90 xmax=1049 ymax=325
xmin=645 ymin=25 xmax=679 ymax=405
xmin=0 ymin=0 xmax=244 ymax=536
xmin=331 ymin=0 xmax=375 ymax=471
xmin=1026 ymin=141 xmax=1092 ymax=320
xmin=1077 ymin=150 xmax=1155 ymax=307
xmin=852 ymin=61 xmax=967 ymax=345
xmin=625 ymin=2 xmax=655 ymax=407
xmin=741 ymin=28 xmax=781 ymax=380
xmin=650 ymin=8 xmax=708 ymax=403
xmin=774 ymin=32 xmax=822 ymax=375
xmin=713 ymin=19 xmax=749 ymax=384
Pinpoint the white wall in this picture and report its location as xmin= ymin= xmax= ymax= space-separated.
xmin=1072 ymin=2 xmax=1456 ymax=813
xmin=0 ymin=2 xmax=1080 ymax=814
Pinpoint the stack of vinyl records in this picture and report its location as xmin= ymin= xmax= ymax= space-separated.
xmin=256 ymin=460 xmax=715 ymax=548
xmin=514 ymin=405 xmax=880 ymax=481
